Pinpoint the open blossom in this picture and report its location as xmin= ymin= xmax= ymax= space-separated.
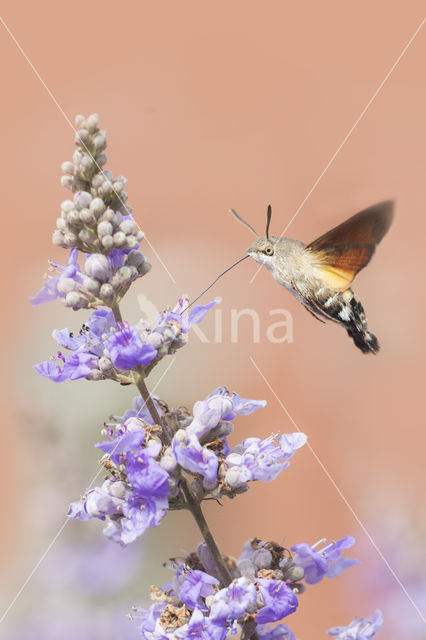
xmin=106 ymin=323 xmax=157 ymax=369
xmin=68 ymin=417 xmax=170 ymax=545
xmin=34 ymin=299 xmax=217 ymax=382
xmin=290 ymin=536 xmax=360 ymax=584
xmin=223 ymin=432 xmax=307 ymax=488
xmin=327 ymin=610 xmax=383 ymax=639
xmin=136 ymin=536 xmax=361 ymax=638
xmin=34 ymin=309 xmax=115 ymax=382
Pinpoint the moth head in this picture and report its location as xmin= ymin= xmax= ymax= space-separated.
xmin=247 ymin=204 xmax=275 ymax=262
xmin=230 ymin=204 xmax=276 ymax=262
xmin=247 ymin=236 xmax=276 ymax=262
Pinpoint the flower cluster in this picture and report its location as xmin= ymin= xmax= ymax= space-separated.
xmin=68 ymin=388 xmax=306 ymax=544
xmin=31 ymin=113 xmax=149 ymax=310
xmin=58 ymin=113 xmax=141 ymax=252
xmin=135 ymin=536 xmax=359 ymax=639
xmin=34 ymin=299 xmax=216 ymax=383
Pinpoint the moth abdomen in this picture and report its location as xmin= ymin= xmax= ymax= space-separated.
xmin=317 ymin=289 xmax=379 ymax=354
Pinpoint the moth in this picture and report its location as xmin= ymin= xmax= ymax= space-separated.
xmin=233 ymin=201 xmax=394 ymax=353
xmin=188 ymin=201 xmax=393 ymax=353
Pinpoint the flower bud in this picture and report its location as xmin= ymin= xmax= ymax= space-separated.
xmin=75 ymin=128 xmax=91 ymax=146
xmin=101 ymin=235 xmax=114 ymax=251
xmin=97 ymin=220 xmax=113 ymax=237
xmin=93 ymin=132 xmax=107 ymax=152
xmin=66 ymin=209 xmax=80 ymax=226
xmin=82 ymin=276 xmax=100 ymax=295
xmin=61 ymin=161 xmax=74 ymax=175
xmin=61 ymin=200 xmax=74 ymax=213
xmin=52 ymin=230 xmax=65 ymax=246
xmin=97 ymin=153 xmax=107 ymax=166
xmin=74 ymin=114 xmax=85 ymax=128
xmin=65 ymin=291 xmax=83 ymax=308
xmin=98 ymin=356 xmax=113 ymax=372
xmin=100 ymin=208 xmax=114 ymax=223
xmin=90 ymin=197 xmax=105 ymax=217
xmin=126 ymin=236 xmax=139 ymax=250
xmin=119 ymin=219 xmax=136 ymax=235
xmin=224 ymin=466 xmax=248 ymax=489
xmin=108 ymin=481 xmax=127 ymax=499
xmin=85 ymin=487 xmax=117 ymax=517
xmin=99 ymin=283 xmax=114 ymax=301
xmin=85 ymin=254 xmax=111 ymax=282
xmin=126 ymin=250 xmax=145 ymax=268
xmin=74 ymin=191 xmax=93 ymax=210
xmin=63 ymin=232 xmax=78 ymax=247
xmin=78 ymin=229 xmax=97 ymax=245
xmin=145 ymin=332 xmax=163 ymax=348
xmin=57 ymin=277 xmax=77 ymax=295
xmin=79 ymin=208 xmax=95 ymax=225
xmin=61 ymin=175 xmax=73 ymax=189
xmin=113 ymin=231 xmax=126 ymax=247
xmin=111 ymin=211 xmax=123 ymax=227
xmin=86 ymin=113 xmax=100 ymax=133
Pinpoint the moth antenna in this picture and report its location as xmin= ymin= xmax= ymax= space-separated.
xmin=184 ymin=255 xmax=250 ymax=311
xmin=229 ymin=208 xmax=259 ymax=237
xmin=265 ymin=204 xmax=272 ymax=241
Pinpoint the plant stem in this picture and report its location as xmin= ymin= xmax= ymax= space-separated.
xmin=111 ymin=302 xmax=123 ymax=324
xmin=112 ymin=301 xmax=232 ymax=586
xmin=181 ymin=485 xmax=232 ymax=586
xmin=135 ymin=375 xmax=163 ymax=426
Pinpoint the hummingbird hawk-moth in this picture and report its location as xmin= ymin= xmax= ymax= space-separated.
xmin=188 ymin=201 xmax=393 ymax=354
xmin=233 ymin=201 xmax=394 ymax=354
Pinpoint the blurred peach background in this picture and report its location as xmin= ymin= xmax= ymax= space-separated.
xmin=1 ymin=1 xmax=425 ymax=638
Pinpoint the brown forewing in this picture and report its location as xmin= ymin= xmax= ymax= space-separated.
xmin=304 ymin=200 xmax=394 ymax=290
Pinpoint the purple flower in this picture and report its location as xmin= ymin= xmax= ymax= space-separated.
xmin=257 ymin=623 xmax=296 ymax=640
xmin=34 ymin=309 xmax=116 ymax=382
xmin=290 ymin=536 xmax=359 ymax=585
xmin=30 ymin=248 xmax=81 ymax=306
xmin=172 ymin=431 xmax=218 ymax=484
xmin=327 ymin=610 xmax=383 ymax=639
xmin=187 ymin=301 xmax=218 ymax=327
xmin=178 ymin=570 xmax=219 ymax=610
xmin=34 ymin=351 xmax=99 ymax=382
xmin=255 ymin=579 xmax=298 ymax=624
xmin=224 ymin=432 xmax=306 ymax=487
xmin=209 ymin=577 xmax=257 ymax=624
xmin=126 ymin=453 xmax=170 ymax=500
xmin=139 ymin=603 xmax=167 ymax=638
xmin=106 ymin=323 xmax=157 ymax=370
xmin=176 ymin=608 xmax=227 ymax=640
xmin=95 ymin=429 xmax=146 ymax=461
xmin=205 ymin=387 xmax=267 ymax=421
xmin=120 ymin=495 xmax=167 ymax=545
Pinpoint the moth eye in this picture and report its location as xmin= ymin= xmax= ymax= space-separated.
xmin=264 ymin=246 xmax=274 ymax=256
